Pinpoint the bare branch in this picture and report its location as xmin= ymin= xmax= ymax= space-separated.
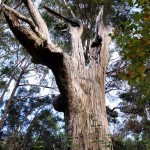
xmin=19 ymin=83 xmax=59 ymax=91
xmin=2 ymin=4 xmax=42 ymax=41
xmin=2 ymin=4 xmax=40 ymax=34
xmin=63 ymin=0 xmax=77 ymax=21
xmin=22 ymin=0 xmax=51 ymax=42
xmin=43 ymin=5 xmax=80 ymax=27
xmin=14 ymin=0 xmax=22 ymax=9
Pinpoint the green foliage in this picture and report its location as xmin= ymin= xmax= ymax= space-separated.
xmin=113 ymin=140 xmax=126 ymax=150
xmin=113 ymin=137 xmax=150 ymax=150
xmin=0 ymin=81 xmax=6 ymax=89
xmin=106 ymin=1 xmax=150 ymax=150
xmin=0 ymin=0 xmax=149 ymax=149
xmin=24 ymin=109 xmax=64 ymax=150
xmin=115 ymin=0 xmax=150 ymax=82
xmin=113 ymin=0 xmax=150 ymax=106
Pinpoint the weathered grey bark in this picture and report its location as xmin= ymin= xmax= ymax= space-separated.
xmin=1 ymin=1 xmax=113 ymax=149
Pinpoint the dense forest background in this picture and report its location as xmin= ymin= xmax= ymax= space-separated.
xmin=0 ymin=0 xmax=149 ymax=149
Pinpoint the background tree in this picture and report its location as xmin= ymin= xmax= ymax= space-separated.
xmin=106 ymin=0 xmax=150 ymax=149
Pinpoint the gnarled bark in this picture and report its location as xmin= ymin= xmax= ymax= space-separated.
xmin=1 ymin=1 xmax=113 ymax=149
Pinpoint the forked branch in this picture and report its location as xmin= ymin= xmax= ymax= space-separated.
xmin=1 ymin=2 xmax=63 ymax=66
xmin=22 ymin=0 xmax=51 ymax=42
xmin=2 ymin=4 xmax=40 ymax=36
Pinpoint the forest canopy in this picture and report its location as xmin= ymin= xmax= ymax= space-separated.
xmin=0 ymin=0 xmax=149 ymax=149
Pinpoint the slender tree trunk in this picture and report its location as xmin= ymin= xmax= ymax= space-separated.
xmin=1 ymin=1 xmax=113 ymax=149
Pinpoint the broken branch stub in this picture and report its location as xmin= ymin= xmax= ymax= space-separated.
xmin=43 ymin=6 xmax=80 ymax=28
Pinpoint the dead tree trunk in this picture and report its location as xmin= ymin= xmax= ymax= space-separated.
xmin=1 ymin=1 xmax=113 ymax=149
